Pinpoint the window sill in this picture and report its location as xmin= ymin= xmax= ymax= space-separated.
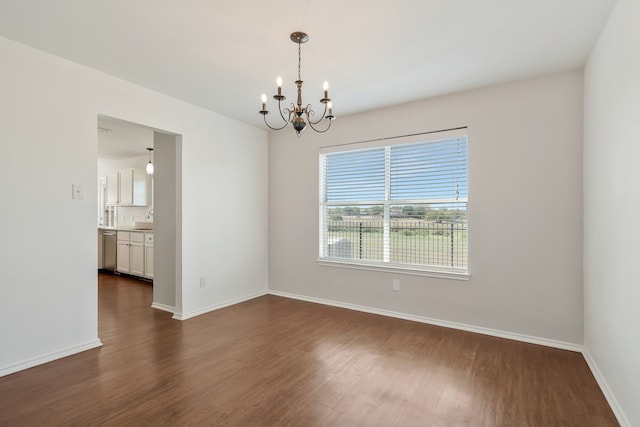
xmin=316 ymin=258 xmax=470 ymax=281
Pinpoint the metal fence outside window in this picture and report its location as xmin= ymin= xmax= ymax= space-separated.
xmin=326 ymin=220 xmax=467 ymax=269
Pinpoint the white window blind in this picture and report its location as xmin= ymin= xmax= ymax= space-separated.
xmin=319 ymin=134 xmax=468 ymax=274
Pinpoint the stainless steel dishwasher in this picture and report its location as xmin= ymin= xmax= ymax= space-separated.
xmin=101 ymin=230 xmax=117 ymax=272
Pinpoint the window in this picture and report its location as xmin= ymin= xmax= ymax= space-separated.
xmin=319 ymin=133 xmax=468 ymax=277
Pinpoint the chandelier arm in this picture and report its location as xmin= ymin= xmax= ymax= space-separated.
xmin=287 ymin=107 xmax=296 ymax=122
xmin=276 ymin=99 xmax=291 ymax=124
xmin=307 ymin=103 xmax=327 ymax=125
xmin=263 ymin=113 xmax=289 ymax=131
xmin=307 ymin=118 xmax=332 ymax=133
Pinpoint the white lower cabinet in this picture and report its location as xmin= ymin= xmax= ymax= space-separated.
xmin=117 ymin=231 xmax=153 ymax=280
xmin=130 ymin=242 xmax=145 ymax=277
xmin=117 ymin=232 xmax=131 ymax=274
xmin=144 ymin=233 xmax=154 ymax=279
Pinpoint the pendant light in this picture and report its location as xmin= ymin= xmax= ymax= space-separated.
xmin=146 ymin=148 xmax=154 ymax=175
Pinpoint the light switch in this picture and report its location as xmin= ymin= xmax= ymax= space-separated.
xmin=72 ymin=184 xmax=84 ymax=200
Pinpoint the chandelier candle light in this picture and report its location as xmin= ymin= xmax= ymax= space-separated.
xmin=259 ymin=32 xmax=335 ymax=136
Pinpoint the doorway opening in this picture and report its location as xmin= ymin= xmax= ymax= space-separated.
xmin=97 ymin=115 xmax=182 ymax=322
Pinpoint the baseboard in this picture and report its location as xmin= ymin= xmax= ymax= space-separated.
xmin=267 ymin=290 xmax=583 ymax=352
xmin=0 ymin=339 xmax=103 ymax=378
xmin=582 ymin=348 xmax=631 ymax=427
xmin=172 ymin=290 xmax=269 ymax=321
xmin=150 ymin=302 xmax=176 ymax=313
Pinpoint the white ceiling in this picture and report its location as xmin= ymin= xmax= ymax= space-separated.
xmin=0 ymin=0 xmax=617 ymax=129
xmin=97 ymin=116 xmax=154 ymax=159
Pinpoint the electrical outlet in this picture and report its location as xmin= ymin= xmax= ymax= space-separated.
xmin=200 ymin=276 xmax=207 ymax=288
xmin=392 ymin=279 xmax=400 ymax=291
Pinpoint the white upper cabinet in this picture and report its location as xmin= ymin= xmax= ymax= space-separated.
xmin=105 ymin=168 xmax=149 ymax=206
xmin=119 ymin=168 xmax=134 ymax=204
xmin=106 ymin=172 xmax=119 ymax=205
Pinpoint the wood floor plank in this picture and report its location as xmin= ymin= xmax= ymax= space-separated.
xmin=0 ymin=273 xmax=618 ymax=426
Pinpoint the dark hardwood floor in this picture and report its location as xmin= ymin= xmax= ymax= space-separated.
xmin=0 ymin=273 xmax=618 ymax=426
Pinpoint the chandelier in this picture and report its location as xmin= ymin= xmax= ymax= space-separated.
xmin=259 ymin=32 xmax=335 ymax=136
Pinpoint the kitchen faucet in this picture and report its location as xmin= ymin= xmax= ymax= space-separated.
xmin=146 ymin=209 xmax=154 ymax=220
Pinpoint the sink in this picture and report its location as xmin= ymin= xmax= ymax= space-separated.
xmin=134 ymin=221 xmax=154 ymax=230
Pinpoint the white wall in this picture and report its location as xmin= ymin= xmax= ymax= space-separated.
xmin=269 ymin=70 xmax=584 ymax=345
xmin=584 ymin=0 xmax=640 ymax=425
xmin=153 ymin=132 xmax=179 ymax=310
xmin=0 ymin=36 xmax=268 ymax=375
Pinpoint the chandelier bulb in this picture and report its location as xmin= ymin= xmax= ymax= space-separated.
xmin=261 ymin=93 xmax=267 ymax=112
xmin=276 ymin=77 xmax=283 ymax=88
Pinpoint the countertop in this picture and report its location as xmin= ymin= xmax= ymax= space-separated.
xmin=99 ymin=227 xmax=153 ymax=233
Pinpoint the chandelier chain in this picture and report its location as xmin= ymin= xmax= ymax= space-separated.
xmin=298 ymin=41 xmax=302 ymax=81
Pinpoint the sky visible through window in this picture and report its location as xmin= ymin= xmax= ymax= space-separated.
xmin=325 ymin=138 xmax=468 ymax=205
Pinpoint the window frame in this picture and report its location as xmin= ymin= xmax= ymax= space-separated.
xmin=318 ymin=129 xmax=470 ymax=280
